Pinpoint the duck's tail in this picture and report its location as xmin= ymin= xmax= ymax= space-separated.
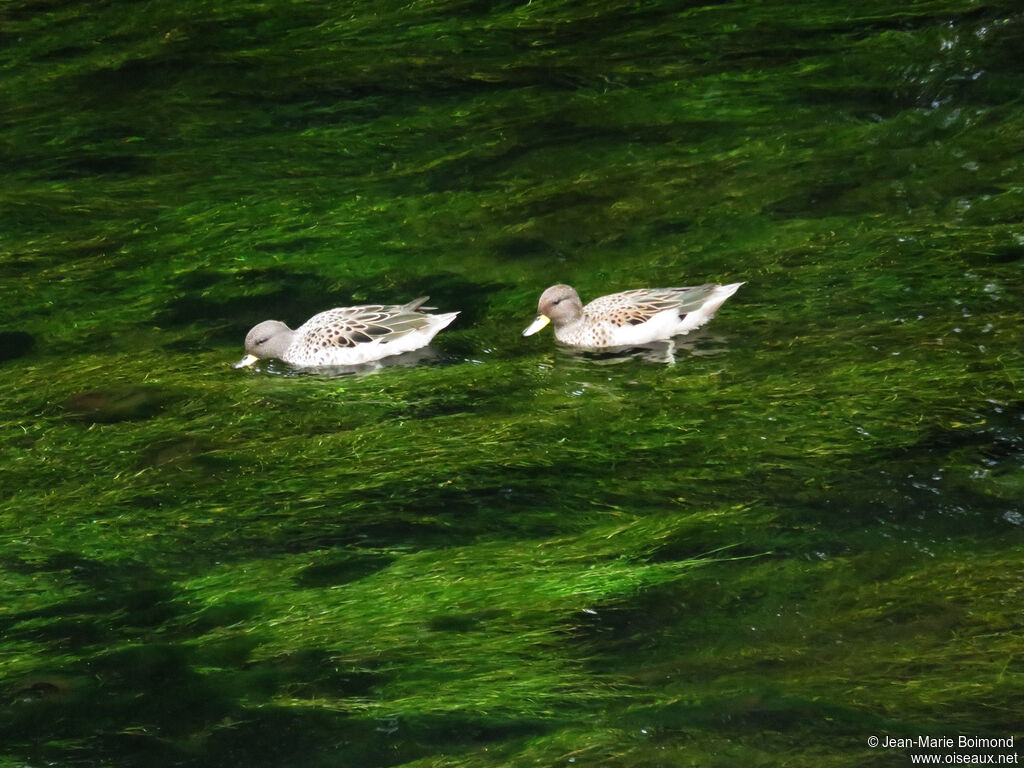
xmin=677 ymin=282 xmax=744 ymax=333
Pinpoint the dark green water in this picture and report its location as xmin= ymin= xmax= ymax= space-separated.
xmin=2 ymin=1 xmax=1022 ymax=766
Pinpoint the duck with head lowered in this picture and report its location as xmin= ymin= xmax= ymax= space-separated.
xmin=235 ymin=297 xmax=458 ymax=368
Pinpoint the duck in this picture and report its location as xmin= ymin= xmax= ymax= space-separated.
xmin=522 ymin=282 xmax=743 ymax=348
xmin=234 ymin=297 xmax=458 ymax=368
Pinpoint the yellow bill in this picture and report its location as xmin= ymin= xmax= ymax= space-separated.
xmin=522 ymin=314 xmax=551 ymax=337
xmin=233 ymin=354 xmax=259 ymax=369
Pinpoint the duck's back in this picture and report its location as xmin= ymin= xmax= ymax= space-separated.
xmin=284 ymin=303 xmax=457 ymax=366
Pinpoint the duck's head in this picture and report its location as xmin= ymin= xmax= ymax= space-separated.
xmin=522 ymin=284 xmax=583 ymax=336
xmin=234 ymin=320 xmax=294 ymax=367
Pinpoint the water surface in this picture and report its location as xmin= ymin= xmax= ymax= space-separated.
xmin=1 ymin=1 xmax=1022 ymax=766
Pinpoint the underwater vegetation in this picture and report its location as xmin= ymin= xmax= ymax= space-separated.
xmin=1 ymin=0 xmax=1022 ymax=765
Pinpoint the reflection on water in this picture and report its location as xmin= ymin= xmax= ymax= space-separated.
xmin=237 ymin=345 xmax=451 ymax=378
xmin=553 ymin=328 xmax=738 ymax=365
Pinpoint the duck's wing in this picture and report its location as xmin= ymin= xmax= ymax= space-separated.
xmin=300 ymin=301 xmax=439 ymax=348
xmin=586 ymin=285 xmax=720 ymax=327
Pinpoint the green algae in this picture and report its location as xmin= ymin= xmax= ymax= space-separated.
xmin=2 ymin=0 xmax=1023 ymax=766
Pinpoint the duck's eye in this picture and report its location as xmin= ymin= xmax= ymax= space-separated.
xmin=257 ymin=337 xmax=271 ymax=345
